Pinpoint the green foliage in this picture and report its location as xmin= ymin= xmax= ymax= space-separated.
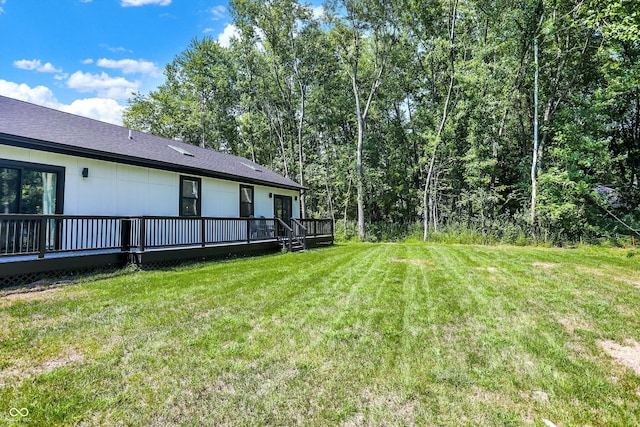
xmin=124 ymin=37 xmax=239 ymax=151
xmin=122 ymin=0 xmax=640 ymax=245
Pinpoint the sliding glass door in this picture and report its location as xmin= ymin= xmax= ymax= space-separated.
xmin=1 ymin=159 xmax=64 ymax=252
xmin=1 ymin=161 xmax=64 ymax=214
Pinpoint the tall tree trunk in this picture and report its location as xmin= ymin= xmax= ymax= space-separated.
xmin=343 ymin=177 xmax=352 ymax=236
xmin=297 ymin=85 xmax=306 ymax=218
xmin=199 ymin=92 xmax=206 ymax=149
xmin=350 ymin=47 xmax=385 ymax=241
xmin=531 ymin=25 xmax=540 ymax=239
xmin=353 ymin=72 xmax=367 ymax=240
xmin=423 ymin=0 xmax=458 ymax=241
xmin=325 ymin=167 xmax=336 ymax=225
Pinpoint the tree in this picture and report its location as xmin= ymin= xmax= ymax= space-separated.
xmin=231 ymin=0 xmax=330 ymax=216
xmin=527 ymin=0 xmax=597 ymax=238
xmin=120 ymin=0 xmax=637 ymax=243
xmin=327 ymin=0 xmax=397 ymax=240
xmin=124 ymin=37 xmax=239 ymax=151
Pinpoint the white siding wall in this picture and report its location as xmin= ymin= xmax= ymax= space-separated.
xmin=201 ymin=178 xmax=237 ymax=217
xmin=1 ymin=145 xmax=301 ymax=218
xmin=254 ymin=185 xmax=300 ymax=219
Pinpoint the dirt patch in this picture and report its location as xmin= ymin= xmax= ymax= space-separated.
xmin=467 ymin=386 xmax=506 ymax=404
xmin=354 ymin=388 xmax=416 ymax=422
xmin=388 ymin=257 xmax=434 ymax=266
xmin=599 ymin=339 xmax=640 ymax=375
xmin=531 ymin=262 xmax=562 ymax=269
xmin=577 ymin=267 xmax=640 ymax=288
xmin=558 ymin=317 xmax=594 ymax=335
xmin=475 ymin=267 xmax=498 ymax=273
xmin=577 ymin=267 xmax=604 ymax=276
xmin=0 ymin=287 xmax=65 ymax=309
xmin=2 ymin=287 xmax=62 ymax=301
xmin=613 ymin=276 xmax=640 ymax=287
xmin=519 ymin=390 xmax=550 ymax=403
xmin=41 ymin=347 xmax=84 ymax=370
xmin=557 ymin=318 xmax=593 ymax=359
xmin=0 ymin=347 xmax=85 ymax=385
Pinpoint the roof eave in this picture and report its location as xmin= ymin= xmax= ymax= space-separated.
xmin=0 ymin=133 xmax=304 ymax=192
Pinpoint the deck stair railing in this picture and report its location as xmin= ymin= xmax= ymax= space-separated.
xmin=290 ymin=218 xmax=307 ymax=251
xmin=275 ymin=218 xmax=295 ymax=251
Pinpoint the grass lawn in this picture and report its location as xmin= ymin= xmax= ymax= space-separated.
xmin=1 ymin=243 xmax=640 ymax=426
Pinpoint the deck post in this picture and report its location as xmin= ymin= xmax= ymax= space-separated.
xmin=246 ymin=218 xmax=251 ymax=244
xmin=201 ymin=217 xmax=206 ymax=247
xmin=38 ymin=217 xmax=47 ymax=258
xmin=120 ymin=219 xmax=131 ymax=252
xmin=139 ymin=217 xmax=146 ymax=252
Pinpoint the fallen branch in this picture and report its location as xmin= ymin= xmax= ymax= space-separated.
xmin=601 ymin=205 xmax=640 ymax=238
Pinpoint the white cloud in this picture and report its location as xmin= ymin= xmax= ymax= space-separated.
xmin=13 ymin=59 xmax=40 ymax=70
xmin=13 ymin=59 xmax=62 ymax=73
xmin=0 ymin=7 xmax=4 ymax=14
xmin=0 ymin=80 xmax=125 ymax=125
xmin=0 ymin=79 xmax=59 ymax=108
xmin=121 ymin=0 xmax=171 ymax=6
xmin=101 ymin=44 xmax=134 ymax=54
xmin=38 ymin=62 xmax=61 ymax=73
xmin=312 ymin=6 xmax=325 ymax=20
xmin=96 ymin=58 xmax=161 ymax=77
xmin=59 ymin=98 xmax=124 ymax=125
xmin=67 ymin=71 xmax=139 ymax=99
xmin=54 ymin=73 xmax=69 ymax=80
xmin=217 ymin=24 xmax=240 ymax=48
xmin=203 ymin=28 xmax=214 ymax=33
xmin=81 ymin=58 xmax=94 ymax=64
xmin=209 ymin=5 xmax=226 ymax=20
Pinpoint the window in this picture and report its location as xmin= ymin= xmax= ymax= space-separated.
xmin=240 ymin=185 xmax=254 ymax=217
xmin=0 ymin=159 xmax=64 ymax=214
xmin=179 ymin=176 xmax=201 ymax=216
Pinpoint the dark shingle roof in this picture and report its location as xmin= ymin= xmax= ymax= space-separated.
xmin=0 ymin=95 xmax=303 ymax=190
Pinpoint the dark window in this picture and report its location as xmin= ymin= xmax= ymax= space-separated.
xmin=180 ymin=176 xmax=201 ymax=216
xmin=0 ymin=159 xmax=64 ymax=214
xmin=240 ymin=185 xmax=254 ymax=217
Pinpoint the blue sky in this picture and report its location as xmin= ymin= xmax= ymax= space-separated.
xmin=0 ymin=0 xmax=241 ymax=124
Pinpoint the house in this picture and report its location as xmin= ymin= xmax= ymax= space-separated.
xmin=0 ymin=95 xmax=332 ymax=285
xmin=0 ymin=95 xmax=302 ymax=219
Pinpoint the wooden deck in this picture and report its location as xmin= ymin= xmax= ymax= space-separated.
xmin=0 ymin=215 xmax=333 ymax=287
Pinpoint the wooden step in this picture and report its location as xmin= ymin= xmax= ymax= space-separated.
xmin=278 ymin=240 xmax=305 ymax=252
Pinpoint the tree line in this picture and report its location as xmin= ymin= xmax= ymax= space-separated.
xmin=123 ymin=0 xmax=640 ymax=244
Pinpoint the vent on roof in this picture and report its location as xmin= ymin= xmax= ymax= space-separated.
xmin=241 ymin=162 xmax=262 ymax=172
xmin=168 ymin=145 xmax=194 ymax=157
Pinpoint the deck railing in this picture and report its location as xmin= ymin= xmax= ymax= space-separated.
xmin=131 ymin=216 xmax=280 ymax=251
xmin=295 ymin=218 xmax=333 ymax=237
xmin=0 ymin=214 xmax=123 ymax=257
xmin=0 ymin=214 xmax=326 ymax=258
